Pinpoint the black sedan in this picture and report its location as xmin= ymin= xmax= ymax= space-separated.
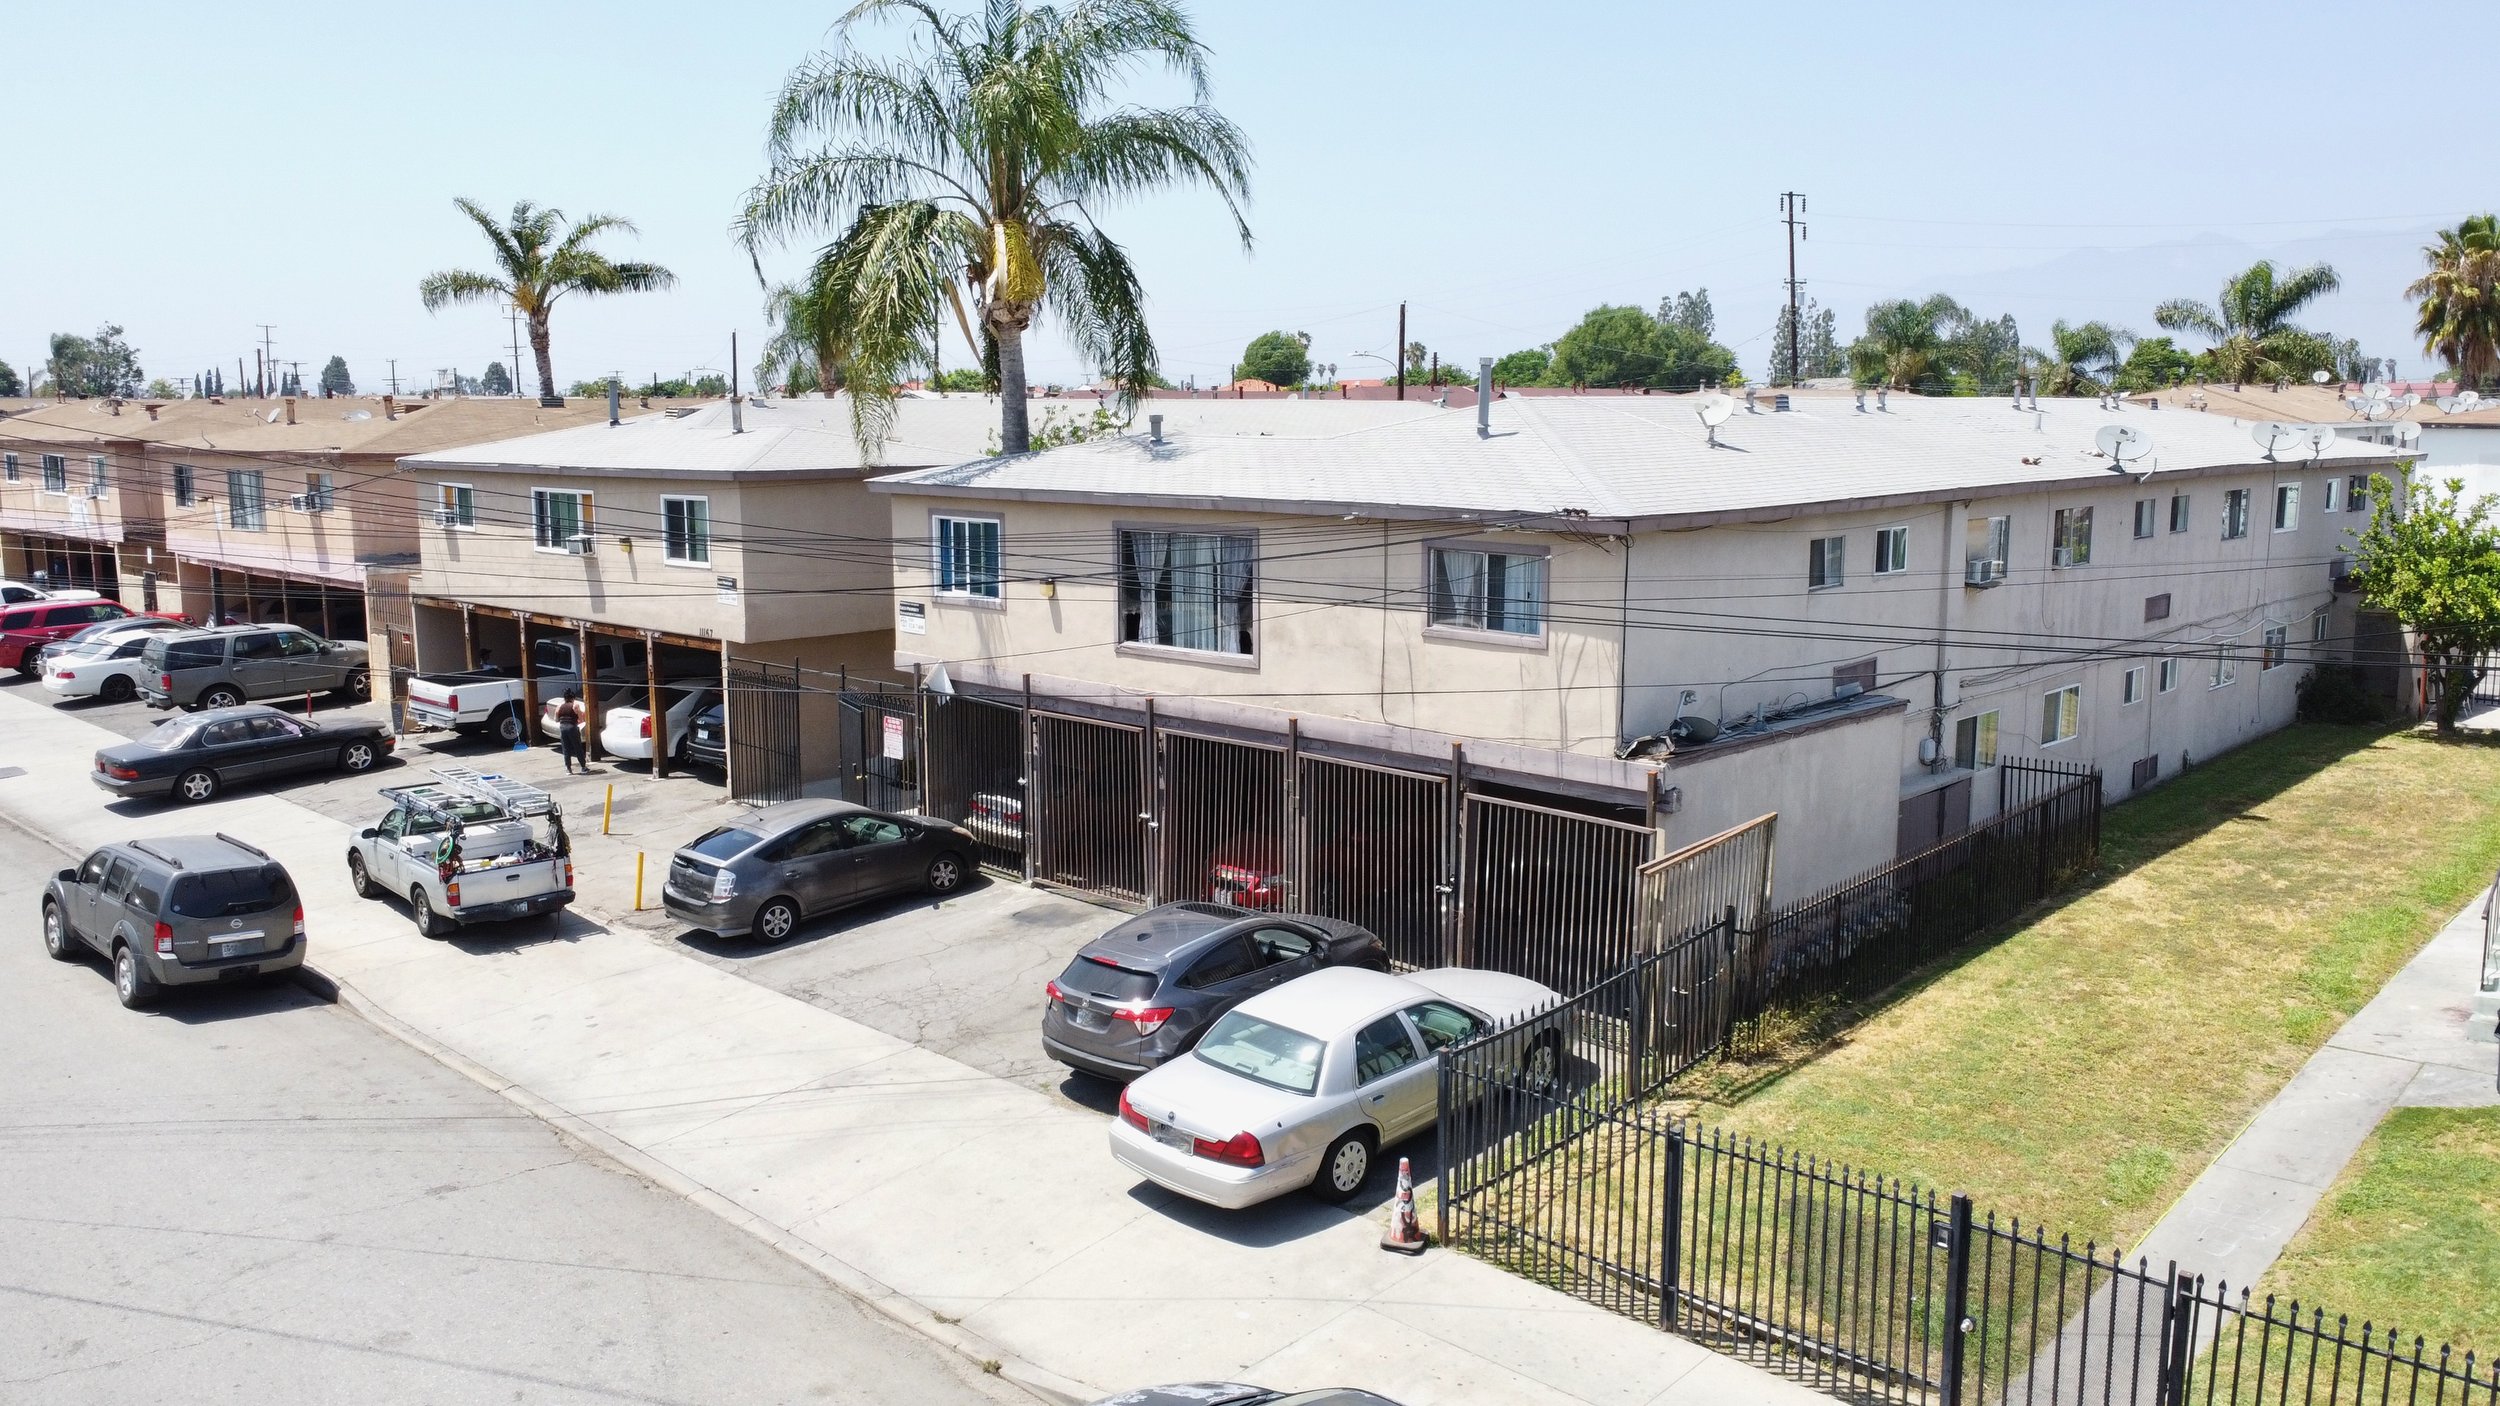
xmin=1088 ymin=1389 xmax=1402 ymax=1406
xmin=93 ymin=704 xmax=395 ymax=804
xmin=683 ymin=700 xmax=727 ymax=771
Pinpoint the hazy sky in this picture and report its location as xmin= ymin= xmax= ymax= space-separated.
xmin=4 ymin=1 xmax=2474 ymax=395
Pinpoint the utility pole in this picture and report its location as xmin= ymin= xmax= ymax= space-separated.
xmin=1780 ymin=192 xmax=1808 ymax=386
xmin=256 ymin=324 xmax=277 ymax=396
xmin=386 ymin=359 xmax=399 ymax=396
xmin=1395 ymin=301 xmax=1407 ymax=400
xmin=254 ymin=348 xmax=265 ymax=399
xmin=505 ymin=304 xmax=525 ymax=398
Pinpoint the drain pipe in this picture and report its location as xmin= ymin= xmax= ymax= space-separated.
xmin=1476 ymin=358 xmax=1493 ymax=438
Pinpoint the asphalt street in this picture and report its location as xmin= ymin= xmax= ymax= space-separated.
xmin=0 ymin=821 xmax=1030 ymax=1406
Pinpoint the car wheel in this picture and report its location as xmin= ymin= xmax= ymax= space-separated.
xmin=411 ymin=886 xmax=448 ymax=939
xmin=100 ymin=673 xmax=136 ymax=703
xmin=1312 ymin=1129 xmax=1374 ymax=1203
xmin=752 ymin=897 xmax=799 ymax=944
xmin=339 ymin=740 xmax=378 ymax=772
xmin=42 ymin=899 xmax=78 ymax=961
xmin=15 ymin=657 xmax=39 ymax=679
xmin=174 ymin=768 xmax=220 ymax=804
xmin=200 ymin=685 xmax=244 ymax=710
xmin=339 ymin=668 xmax=370 ymax=702
xmin=1521 ymin=1032 xmax=1562 ymax=1097
xmin=491 ymin=708 xmax=524 ymax=746
xmin=347 ymin=851 xmax=375 ymax=899
xmin=926 ymin=851 xmax=966 ymax=894
xmin=114 ymin=944 xmax=158 ymax=1010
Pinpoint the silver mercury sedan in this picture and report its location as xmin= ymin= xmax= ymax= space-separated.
xmin=1109 ymin=965 xmax=1560 ymax=1209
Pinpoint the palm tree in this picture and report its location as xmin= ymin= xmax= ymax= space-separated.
xmin=2154 ymin=260 xmax=2339 ymax=388
xmin=2407 ymin=215 xmax=2500 ymax=390
xmin=756 ymin=269 xmax=852 ymax=397
xmin=419 ymin=198 xmax=677 ymax=404
xmin=1849 ymin=294 xmax=1967 ymax=390
xmin=735 ymin=0 xmax=1253 ymax=455
xmin=2028 ymin=320 xmax=2133 ymax=397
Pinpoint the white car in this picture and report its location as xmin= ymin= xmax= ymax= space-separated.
xmin=0 ymin=580 xmax=100 ymax=606
xmin=40 ymin=633 xmax=159 ymax=703
xmin=1110 ymin=965 xmax=1560 ymax=1210
xmin=600 ymin=684 xmax=720 ymax=762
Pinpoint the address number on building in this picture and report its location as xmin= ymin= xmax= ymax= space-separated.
xmin=898 ymin=600 xmax=927 ymax=635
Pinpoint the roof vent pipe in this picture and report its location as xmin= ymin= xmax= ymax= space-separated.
xmin=1149 ymin=413 xmax=1164 ymax=444
xmin=607 ymin=377 xmax=620 ymax=427
xmin=1855 ymin=389 xmax=1866 ymax=412
xmin=283 ymin=396 xmax=297 ymax=425
xmin=2027 ymin=385 xmax=2039 ymax=412
xmin=1476 ymin=358 xmax=1493 ymax=438
xmin=1876 ymin=388 xmax=1888 ymax=412
xmin=383 ymin=394 xmax=397 ymax=420
xmin=1744 ymin=387 xmax=1758 ymax=414
xmin=1774 ymin=393 xmax=1791 ymax=412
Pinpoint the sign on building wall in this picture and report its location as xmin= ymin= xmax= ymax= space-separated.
xmin=715 ymin=575 xmax=738 ymax=605
xmin=897 ymin=600 xmax=926 ymax=635
xmin=881 ymin=714 xmax=907 ymax=761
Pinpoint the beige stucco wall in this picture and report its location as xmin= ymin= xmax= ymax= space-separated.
xmin=1657 ymin=708 xmax=1908 ymax=907
xmin=156 ymin=448 xmax=405 ymax=585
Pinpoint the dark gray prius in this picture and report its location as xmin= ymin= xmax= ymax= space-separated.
xmin=1043 ymin=902 xmax=1388 ymax=1083
xmin=662 ymin=798 xmax=976 ymax=942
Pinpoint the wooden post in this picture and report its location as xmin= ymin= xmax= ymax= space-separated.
xmin=515 ymin=612 xmax=538 ymax=747
xmin=645 ymin=631 xmax=666 ymax=778
xmin=577 ymin=622 xmax=600 ymax=759
xmin=459 ymin=605 xmax=476 ymax=671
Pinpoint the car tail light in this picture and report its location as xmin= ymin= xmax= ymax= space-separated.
xmin=54 ymin=669 xmax=72 ymax=679
xmin=292 ymin=905 xmax=306 ymax=939
xmin=563 ymin=860 xmax=574 ymax=888
xmin=446 ymin=880 xmax=462 ymax=907
xmin=160 ymin=673 xmax=172 ymax=690
xmin=107 ymin=764 xmax=141 ymax=781
xmin=383 ymin=736 xmax=397 ymax=752
xmin=1193 ymin=1130 xmax=1265 ymax=1168
xmin=1045 ymin=979 xmax=1065 ymax=1004
xmin=639 ymin=717 xmax=652 ymax=738
xmin=445 ymin=692 xmax=457 ymax=711
xmin=710 ymin=868 xmax=735 ymax=901
xmin=1111 ymin=1006 xmax=1174 ymax=1036
xmin=1117 ymin=1088 xmax=1150 ymax=1132
xmin=152 ymin=921 xmax=175 ymax=956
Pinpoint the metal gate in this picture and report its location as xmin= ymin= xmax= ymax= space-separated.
xmin=925 ymin=695 xmax=1027 ymax=874
xmin=1158 ymin=730 xmax=1290 ymax=909
xmin=1030 ymin=713 xmax=1151 ymax=908
xmin=1297 ymin=755 xmax=1450 ymax=970
xmin=1462 ymin=794 xmax=1656 ymax=996
xmin=835 ymin=682 xmax=919 ymax=813
xmin=726 ymin=659 xmax=803 ymax=806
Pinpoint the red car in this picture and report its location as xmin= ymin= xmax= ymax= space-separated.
xmin=0 ymin=599 xmax=165 ymax=675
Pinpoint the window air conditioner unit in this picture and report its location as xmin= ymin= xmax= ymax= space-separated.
xmin=564 ymin=533 xmax=595 ymax=556
xmin=2330 ymin=557 xmax=2358 ymax=593
xmin=436 ymin=508 xmax=461 ymax=528
xmin=286 ymin=493 xmax=312 ymax=512
xmin=1964 ymin=558 xmax=2003 ymax=587
xmin=85 ymin=483 xmax=108 ymax=500
xmin=2051 ymin=546 xmax=2080 ymax=569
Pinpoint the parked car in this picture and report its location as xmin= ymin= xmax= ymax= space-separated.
xmin=959 ymin=791 xmax=1024 ymax=851
xmin=0 ymin=579 xmax=101 ymax=606
xmin=0 ymin=598 xmax=147 ymax=675
xmin=40 ymin=833 xmax=306 ymax=1009
xmin=682 ymin=700 xmax=728 ymax=771
xmin=42 ymin=632 xmax=159 ymax=702
xmin=91 ymin=705 xmax=395 ymax=804
xmin=538 ymin=678 xmax=645 ymax=742
xmin=1110 ymin=965 xmax=1560 ymax=1209
xmin=598 ymin=683 xmax=719 ymax=763
xmin=138 ymin=624 xmax=370 ymax=710
xmin=1043 ymin=903 xmax=1388 ymax=1082
xmin=347 ymin=768 xmax=574 ymax=937
xmin=1087 ymin=1390 xmax=1403 ymax=1406
xmin=403 ymin=636 xmax=647 ymax=743
xmin=29 ymin=613 xmax=190 ymax=675
xmin=662 ymin=799 xmax=975 ymax=942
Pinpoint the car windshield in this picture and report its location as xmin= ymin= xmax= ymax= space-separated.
xmin=1194 ymin=1012 xmax=1324 ymax=1096
xmin=138 ymin=718 xmax=203 ymax=750
xmin=166 ymin=865 xmax=295 ymax=919
xmin=1055 ymin=955 xmax=1159 ymax=1003
xmin=684 ymin=826 xmax=761 ymax=862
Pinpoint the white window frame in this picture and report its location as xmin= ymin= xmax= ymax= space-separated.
xmin=532 ymin=487 xmax=594 ymax=552
xmin=1954 ymin=710 xmax=1999 ymax=770
xmin=300 ymin=471 xmax=333 ymax=512
xmin=2346 ymin=474 xmax=2369 ymax=513
xmin=2159 ymin=657 xmax=2179 ymax=693
xmin=662 ymin=494 xmax=712 ymax=567
xmin=1964 ymin=515 xmax=2011 ymax=581
xmin=2040 ymin=685 xmax=2081 ymax=746
xmin=2210 ymin=645 xmax=2238 ymax=689
xmin=2051 ymin=505 xmax=2093 ymax=568
xmin=2322 ymin=477 xmax=2343 ymax=514
xmin=1426 ymin=541 xmax=1547 ymax=640
xmin=435 ymin=482 xmax=475 ymax=529
xmin=2262 ymin=623 xmax=2289 ymax=670
xmin=2222 ymin=488 xmax=2250 ymax=540
xmin=2123 ymin=666 xmax=2145 ymax=705
xmin=2312 ymin=608 xmax=2330 ymax=645
xmin=1807 ymin=535 xmax=1845 ymax=590
xmin=2132 ymin=498 xmax=2157 ymax=540
xmin=2272 ymin=483 xmax=2301 ymax=532
xmin=40 ymin=454 xmax=66 ymax=494
xmin=225 ymin=468 xmax=265 ymax=531
xmin=1117 ymin=524 xmax=1258 ymax=660
xmin=173 ymin=463 xmax=197 ymax=506
xmin=88 ymin=454 xmax=108 ymax=493
xmin=1873 ymin=526 xmax=1909 ymax=575
xmin=931 ymin=513 xmax=1003 ymax=601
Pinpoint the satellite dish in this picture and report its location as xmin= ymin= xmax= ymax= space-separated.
xmin=2394 ymin=421 xmax=2422 ymax=445
xmin=2363 ymin=397 xmax=2394 ymax=421
xmin=2094 ymin=424 xmax=2151 ymax=466
xmin=263 ymin=408 xmax=282 ymax=424
xmin=2302 ymin=425 xmax=2340 ymax=458
xmin=2314 ymin=370 xmax=2334 ymax=385
xmin=2402 ymin=392 xmax=2422 ymax=409
xmin=342 ymin=410 xmax=373 ymax=422
xmin=1695 ymin=393 xmax=1735 ymax=427
xmin=2251 ymin=421 xmax=2302 ymax=459
xmin=2461 ymin=390 xmax=2486 ymax=412
xmin=2363 ymin=380 xmax=2387 ymax=399
xmin=2438 ymin=395 xmax=2461 ymax=413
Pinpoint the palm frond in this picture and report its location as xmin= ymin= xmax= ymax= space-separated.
xmin=2154 ymin=298 xmax=2224 ymax=340
xmin=736 ymin=149 xmax=986 ymax=252
xmin=1038 ymin=220 xmax=1156 ymax=406
xmin=418 ymin=269 xmax=510 ymax=311
xmin=555 ymin=212 xmax=640 ymax=256
xmin=768 ymin=51 xmax=964 ymax=167
xmin=815 ymin=199 xmax=976 ymax=457
xmin=452 ymin=197 xmax=525 ymax=274
xmin=1057 ymin=105 xmax=1253 ymax=248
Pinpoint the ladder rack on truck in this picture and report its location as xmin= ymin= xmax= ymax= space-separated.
xmin=378 ymin=767 xmax=560 ymax=822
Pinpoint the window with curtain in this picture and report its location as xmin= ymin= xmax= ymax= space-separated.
xmin=933 ymin=515 xmax=1001 ymax=598
xmin=1427 ymin=545 xmax=1544 ymax=636
xmin=1119 ymin=528 xmax=1255 ymax=656
xmin=173 ymin=464 xmax=196 ymax=506
xmin=2040 ymin=685 xmax=2081 ymax=745
xmin=664 ymin=496 xmax=712 ymax=565
xmin=436 ymin=483 xmax=474 ymax=527
xmin=225 ymin=469 xmax=265 ymax=530
xmin=533 ymin=488 xmax=592 ymax=548
xmin=41 ymin=455 xmax=66 ymax=492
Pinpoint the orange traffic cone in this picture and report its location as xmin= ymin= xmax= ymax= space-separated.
xmin=1380 ymin=1156 xmax=1427 ymax=1255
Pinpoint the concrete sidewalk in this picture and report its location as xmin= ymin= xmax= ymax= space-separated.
xmin=0 ymin=689 xmax=1826 ymax=1406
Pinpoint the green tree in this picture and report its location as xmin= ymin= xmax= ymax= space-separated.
xmin=47 ymin=324 xmax=143 ymax=397
xmin=1547 ymin=303 xmax=1737 ymax=389
xmin=1492 ymin=347 xmax=1550 ymax=386
xmin=757 ymin=271 xmax=855 ymax=398
xmin=1238 ymin=329 xmax=1310 ymax=386
xmin=2111 ymin=335 xmax=2194 ymax=390
xmin=143 ymin=378 xmax=178 ymax=399
xmin=419 ymin=197 xmax=677 ymax=403
xmin=481 ymin=361 xmax=513 ymax=396
xmin=2027 ymin=320 xmax=2131 ymax=396
xmin=2154 ymin=259 xmax=2340 ymax=388
xmin=0 ymin=360 xmax=19 ymax=396
xmin=1944 ymin=309 xmax=2022 ymax=395
xmin=1848 ymin=295 xmax=1967 ymax=390
xmin=2406 ymin=215 xmax=2500 ymax=389
xmin=1659 ymin=287 xmax=1713 ymax=339
xmin=734 ymin=0 xmax=1252 ymax=457
xmin=318 ymin=355 xmax=354 ymax=396
xmin=2350 ymin=473 xmax=2500 ymax=735
xmin=1768 ymin=298 xmax=1845 ymax=384
xmin=930 ymin=367 xmax=992 ymax=392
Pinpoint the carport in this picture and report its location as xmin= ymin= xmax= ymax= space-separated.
xmin=193 ymin=564 xmax=367 ymax=640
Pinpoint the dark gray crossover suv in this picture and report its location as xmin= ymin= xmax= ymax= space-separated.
xmin=1043 ymin=903 xmax=1388 ymax=1082
xmin=662 ymin=798 xmax=976 ymax=942
xmin=41 ymin=833 xmax=306 ymax=1008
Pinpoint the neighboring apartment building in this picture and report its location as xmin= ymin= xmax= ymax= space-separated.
xmin=872 ymin=390 xmax=2409 ymax=902
xmin=0 ymin=398 xmax=197 ymax=611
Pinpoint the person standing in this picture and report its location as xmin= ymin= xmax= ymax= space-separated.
xmin=556 ymin=686 xmax=589 ymax=774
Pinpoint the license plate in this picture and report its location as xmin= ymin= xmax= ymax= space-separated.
xmin=1072 ymin=1007 xmax=1109 ymax=1032
xmin=215 ymin=935 xmax=262 ymax=957
xmin=1150 ymin=1121 xmax=1195 ymax=1153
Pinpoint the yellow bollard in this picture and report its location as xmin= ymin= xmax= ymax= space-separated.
xmin=602 ymin=784 xmax=614 ymax=836
xmin=634 ymin=851 xmax=645 ymax=911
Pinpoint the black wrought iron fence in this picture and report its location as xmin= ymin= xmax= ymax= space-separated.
xmin=834 ymin=679 xmax=919 ymax=813
xmin=724 ymin=659 xmax=801 ymax=806
xmin=923 ymin=694 xmax=1025 ymax=874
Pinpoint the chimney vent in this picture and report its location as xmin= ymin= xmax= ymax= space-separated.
xmin=1476 ymin=358 xmax=1493 ymax=438
xmin=283 ymin=396 xmax=297 ymax=425
xmin=1774 ymin=393 xmax=1791 ymax=412
xmin=1149 ymin=413 xmax=1164 ymax=444
xmin=1876 ymin=388 xmax=1889 ymax=412
xmin=607 ymin=377 xmax=621 ymax=427
xmin=383 ymin=395 xmax=397 ymax=420
xmin=1855 ymin=390 xmax=1867 ymax=413
xmin=145 ymin=403 xmax=160 ymax=421
xmin=1743 ymin=387 xmax=1758 ymax=414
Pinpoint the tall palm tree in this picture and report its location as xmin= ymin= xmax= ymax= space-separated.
xmin=756 ymin=267 xmax=853 ymax=397
xmin=2407 ymin=215 xmax=2500 ymax=390
xmin=735 ymin=0 xmax=1253 ymax=455
xmin=2154 ymin=260 xmax=2339 ymax=388
xmin=2028 ymin=320 xmax=2132 ymax=397
xmin=419 ymin=198 xmax=677 ymax=404
xmin=1849 ymin=294 xmax=1967 ymax=390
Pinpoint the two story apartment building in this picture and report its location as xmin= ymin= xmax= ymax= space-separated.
xmin=0 ymin=398 xmax=192 ymax=609
xmin=871 ymin=389 xmax=2407 ymax=903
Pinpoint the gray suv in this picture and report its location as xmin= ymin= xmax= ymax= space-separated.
xmin=41 ymin=834 xmax=306 ymax=1008
xmin=140 ymin=625 xmax=370 ymax=711
xmin=663 ymin=799 xmax=975 ymax=942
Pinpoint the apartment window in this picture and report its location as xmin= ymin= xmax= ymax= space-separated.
xmin=2262 ymin=623 xmax=2289 ymax=670
xmin=2144 ymin=593 xmax=2171 ymax=622
xmin=1119 ymin=528 xmax=1255 ymax=656
xmin=435 ymin=483 xmax=474 ymax=528
xmin=2272 ymin=483 xmax=2301 ymax=531
xmin=301 ymin=472 xmax=333 ymax=511
xmin=225 ymin=469 xmax=265 ymax=531
xmin=40 ymin=454 xmax=66 ymax=493
xmin=2159 ymin=657 xmax=2179 ymax=693
xmin=1874 ymin=527 xmax=1909 ymax=575
xmin=1 ymin=453 xmax=15 ymax=482
xmin=2040 ymin=685 xmax=2081 ymax=745
xmin=1428 ymin=544 xmax=1545 ymax=636
xmin=2123 ymin=666 xmax=2145 ymax=705
xmin=2322 ymin=477 xmax=2343 ymax=514
xmin=2222 ymin=488 xmax=2250 ymax=539
xmin=663 ymin=495 xmax=712 ymax=566
xmin=2133 ymin=498 xmax=2157 ymax=539
xmin=1954 ymin=710 xmax=2000 ymax=770
xmin=533 ymin=488 xmax=594 ymax=550
xmin=2346 ymin=474 xmax=2369 ymax=513
xmin=932 ymin=514 xmax=1001 ymax=598
xmin=2210 ymin=646 xmax=2237 ymax=689
xmin=1807 ymin=535 xmax=1845 ymax=590
xmin=1834 ymin=657 xmax=1878 ymax=694
xmin=2132 ymin=755 xmax=2160 ymax=790
xmin=88 ymin=455 xmax=108 ymax=493
xmin=2051 ymin=506 xmax=2092 ymax=567
xmin=173 ymin=464 xmax=196 ymax=506
xmin=1965 ymin=515 xmax=2011 ymax=582
xmin=2169 ymin=494 xmax=2190 ymax=533
xmin=2312 ymin=608 xmax=2330 ymax=645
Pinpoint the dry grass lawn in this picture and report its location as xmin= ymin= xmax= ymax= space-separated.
xmin=1672 ymin=724 xmax=2500 ymax=1254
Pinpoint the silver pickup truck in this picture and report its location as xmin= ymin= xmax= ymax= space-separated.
xmin=403 ymin=637 xmax=646 ymax=744
xmin=346 ymin=768 xmax=574 ymax=937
